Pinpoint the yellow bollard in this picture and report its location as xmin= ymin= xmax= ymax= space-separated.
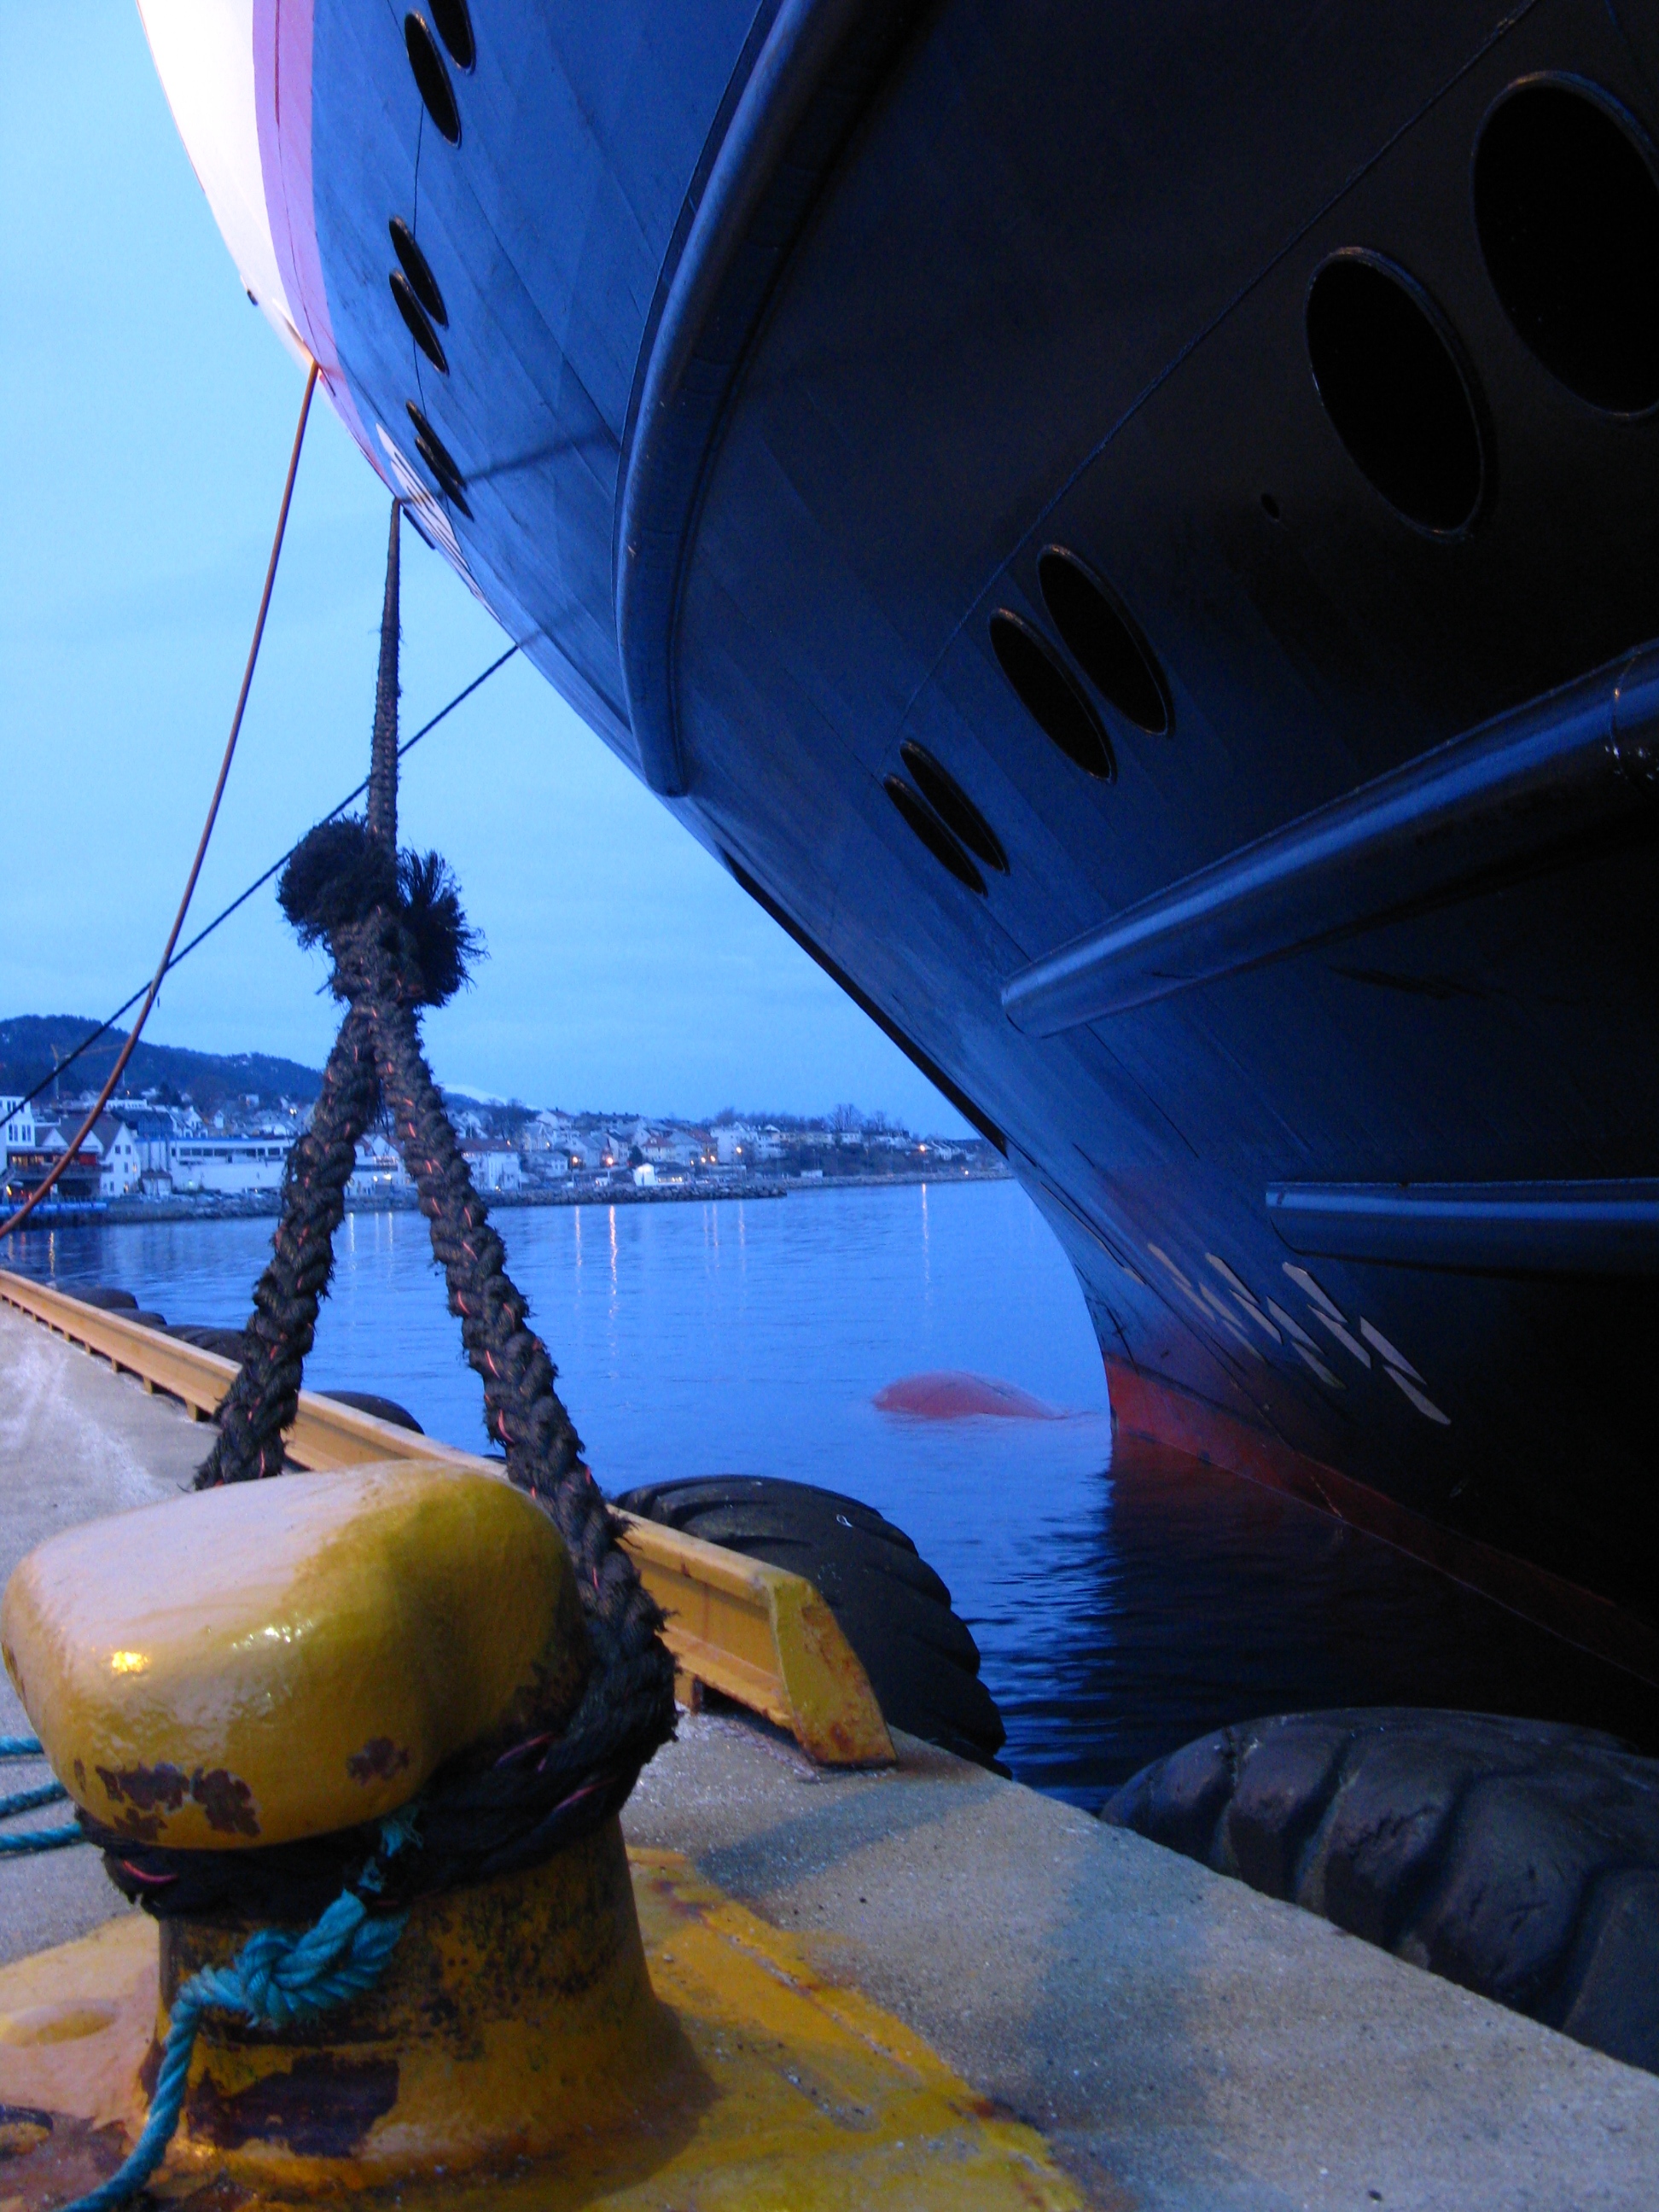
xmin=155 ymin=1821 xmax=667 ymax=2190
xmin=1 ymin=1463 xmax=589 ymax=1849
xmin=0 ymin=1462 xmax=1084 ymax=2209
xmin=1 ymin=1462 xmax=676 ymax=2188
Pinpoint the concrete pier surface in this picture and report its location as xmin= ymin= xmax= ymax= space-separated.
xmin=2 ymin=1300 xmax=1656 ymax=2209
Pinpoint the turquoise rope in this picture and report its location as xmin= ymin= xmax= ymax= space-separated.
xmin=63 ymin=1886 xmax=408 ymax=2212
xmin=0 ymin=1743 xmax=414 ymax=2205
xmin=0 ymin=1824 xmax=83 ymax=1854
xmin=0 ymin=1779 xmax=68 ymax=1820
xmin=0 ymin=1738 xmax=76 ymax=1848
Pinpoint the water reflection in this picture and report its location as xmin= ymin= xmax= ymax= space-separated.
xmin=5 ymin=1183 xmax=1650 ymax=1808
xmin=992 ymin=1435 xmax=1656 ymax=1807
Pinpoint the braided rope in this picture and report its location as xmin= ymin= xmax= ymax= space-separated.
xmin=0 ymin=1738 xmax=77 ymax=1851
xmin=63 ymin=1883 xmax=406 ymax=2212
xmin=176 ymin=501 xmax=675 ymax=1913
xmin=0 ymin=1825 xmax=84 ymax=1856
xmin=196 ymin=1005 xmax=380 ymax=1487
xmin=0 ymin=1780 xmax=67 ymax=1820
xmin=194 ymin=914 xmax=674 ymax=1794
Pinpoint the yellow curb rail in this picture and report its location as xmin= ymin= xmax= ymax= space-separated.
xmin=0 ymin=1267 xmax=894 ymax=1769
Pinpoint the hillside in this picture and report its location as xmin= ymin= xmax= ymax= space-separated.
xmin=0 ymin=1016 xmax=323 ymax=1115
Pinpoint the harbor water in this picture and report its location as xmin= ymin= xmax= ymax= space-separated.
xmin=4 ymin=1179 xmax=1649 ymax=1803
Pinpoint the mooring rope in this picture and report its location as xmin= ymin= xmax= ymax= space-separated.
xmin=79 ymin=501 xmax=675 ymax=1922
xmin=9 ymin=507 xmax=676 ymax=2208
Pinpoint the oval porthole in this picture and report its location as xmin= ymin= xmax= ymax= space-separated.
xmin=899 ymin=742 xmax=1008 ymax=873
xmin=388 ymin=219 xmax=447 ymax=327
xmin=1474 ymin=78 xmax=1659 ymax=414
xmin=418 ymin=448 xmax=471 ymax=517
xmin=409 ymin=406 xmax=469 ymax=493
xmin=406 ymin=405 xmax=471 ymax=515
xmin=405 ymin=14 xmax=461 ymax=144
xmin=885 ymin=777 xmax=987 ymax=895
xmin=390 ymin=270 xmax=448 ymax=373
xmin=416 ymin=441 xmax=471 ymax=516
xmin=428 ymin=0 xmax=475 ymax=71
xmin=989 ymin=612 xmax=1115 ymax=781
xmin=1037 ymin=550 xmax=1170 ymax=736
xmin=406 ymin=404 xmax=463 ymax=486
xmin=1306 ymin=253 xmax=1484 ymax=533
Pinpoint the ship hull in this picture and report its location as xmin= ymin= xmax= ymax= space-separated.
xmin=172 ymin=0 xmax=1659 ymax=1675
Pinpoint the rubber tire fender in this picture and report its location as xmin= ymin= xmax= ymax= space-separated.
xmin=616 ymin=1476 xmax=1006 ymax=1768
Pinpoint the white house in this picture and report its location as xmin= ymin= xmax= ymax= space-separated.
xmin=93 ymin=1115 xmax=143 ymax=1197
xmin=346 ymin=1134 xmax=410 ymax=1202
xmin=1 ymin=1097 xmax=38 ymax=1155
xmin=115 ymin=1110 xmax=183 ymax=1185
xmin=461 ymin=1139 xmax=524 ymax=1192
xmin=524 ymin=1109 xmax=573 ymax=1153
xmin=168 ymin=1137 xmax=293 ymax=1195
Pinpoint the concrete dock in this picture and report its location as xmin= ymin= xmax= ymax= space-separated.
xmin=2 ymin=1300 xmax=1656 ymax=2210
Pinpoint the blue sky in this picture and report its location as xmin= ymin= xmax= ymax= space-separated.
xmin=0 ymin=3 xmax=967 ymax=1130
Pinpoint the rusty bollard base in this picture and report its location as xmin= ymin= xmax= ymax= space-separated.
xmin=0 ymin=1848 xmax=1083 ymax=2210
xmin=160 ymin=1817 xmax=662 ymax=2188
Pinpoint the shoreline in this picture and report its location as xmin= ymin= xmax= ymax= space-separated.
xmin=0 ymin=1165 xmax=1011 ymax=1234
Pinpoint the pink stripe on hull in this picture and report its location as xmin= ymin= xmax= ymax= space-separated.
xmin=253 ymin=0 xmax=382 ymax=478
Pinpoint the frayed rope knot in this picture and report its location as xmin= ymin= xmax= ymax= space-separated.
xmin=278 ymin=818 xmax=479 ymax=1007
xmin=63 ymin=1842 xmax=409 ymax=2212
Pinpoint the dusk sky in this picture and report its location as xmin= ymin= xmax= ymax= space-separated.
xmin=1 ymin=3 xmax=969 ymax=1130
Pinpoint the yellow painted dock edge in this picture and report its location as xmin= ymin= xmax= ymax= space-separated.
xmin=0 ymin=1269 xmax=894 ymax=1768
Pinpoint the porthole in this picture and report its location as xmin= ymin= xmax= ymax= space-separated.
xmin=428 ymin=0 xmax=475 ymax=71
xmin=899 ymin=742 xmax=1008 ymax=872
xmin=390 ymin=271 xmax=448 ymax=372
xmin=1037 ymin=550 xmax=1170 ymax=736
xmin=406 ymin=404 xmax=463 ymax=487
xmin=418 ymin=448 xmax=471 ymax=516
xmin=388 ymin=219 xmax=447 ymax=327
xmin=885 ymin=777 xmax=987 ymax=895
xmin=1306 ymin=252 xmax=1485 ymax=533
xmin=1474 ymin=78 xmax=1659 ymax=414
xmin=989 ymin=612 xmax=1115 ymax=781
xmin=407 ymin=405 xmax=471 ymax=515
xmin=416 ymin=440 xmax=471 ymax=517
xmin=405 ymin=15 xmax=461 ymax=144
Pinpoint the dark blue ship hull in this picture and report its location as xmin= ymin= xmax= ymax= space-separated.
xmin=247 ymin=0 xmax=1659 ymax=1679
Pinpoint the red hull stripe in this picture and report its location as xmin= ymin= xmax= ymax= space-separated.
xmin=1105 ymin=1359 xmax=1659 ymax=1687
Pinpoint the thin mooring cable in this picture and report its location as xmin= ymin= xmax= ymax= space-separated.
xmin=1 ymin=642 xmax=520 ymax=1136
xmin=0 ymin=360 xmax=320 ymax=1239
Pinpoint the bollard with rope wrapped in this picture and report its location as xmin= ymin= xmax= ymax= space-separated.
xmin=0 ymin=504 xmax=678 ymax=2208
xmin=196 ymin=500 xmax=676 ymax=1846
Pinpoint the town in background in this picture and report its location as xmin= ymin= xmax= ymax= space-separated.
xmin=1 ymin=1084 xmax=1003 ymax=1220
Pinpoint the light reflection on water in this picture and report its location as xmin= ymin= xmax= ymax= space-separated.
xmin=6 ymin=1181 xmax=1649 ymax=1805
